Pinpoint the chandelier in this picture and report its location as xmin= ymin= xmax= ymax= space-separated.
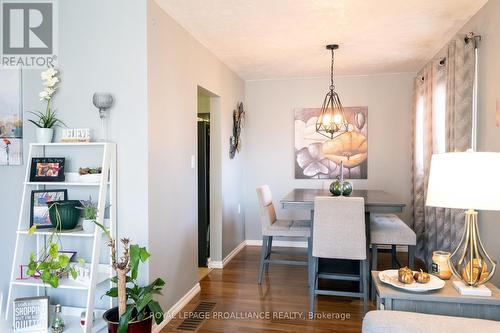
xmin=315 ymin=44 xmax=349 ymax=139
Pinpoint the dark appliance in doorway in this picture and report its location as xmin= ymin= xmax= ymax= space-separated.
xmin=198 ymin=121 xmax=210 ymax=267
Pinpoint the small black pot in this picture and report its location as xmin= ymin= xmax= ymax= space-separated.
xmin=103 ymin=307 xmax=153 ymax=333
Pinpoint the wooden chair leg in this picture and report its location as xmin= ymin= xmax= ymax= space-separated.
xmin=391 ymin=245 xmax=397 ymax=268
xmin=257 ymin=236 xmax=268 ymax=284
xmin=265 ymin=236 xmax=273 ymax=272
xmin=408 ymin=245 xmax=415 ymax=269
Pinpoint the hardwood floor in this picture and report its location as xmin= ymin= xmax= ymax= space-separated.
xmin=161 ymin=245 xmax=422 ymax=333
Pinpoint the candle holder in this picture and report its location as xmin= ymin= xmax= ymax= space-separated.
xmin=92 ymin=92 xmax=114 ymax=142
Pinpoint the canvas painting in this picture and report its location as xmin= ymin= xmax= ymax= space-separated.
xmin=295 ymin=107 xmax=368 ymax=179
xmin=0 ymin=69 xmax=22 ymax=165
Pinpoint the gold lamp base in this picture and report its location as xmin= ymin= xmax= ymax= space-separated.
xmin=449 ymin=210 xmax=497 ymax=287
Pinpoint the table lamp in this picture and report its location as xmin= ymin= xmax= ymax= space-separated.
xmin=426 ymin=152 xmax=500 ymax=296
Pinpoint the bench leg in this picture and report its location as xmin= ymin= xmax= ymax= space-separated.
xmin=257 ymin=236 xmax=269 ymax=284
xmin=391 ymin=245 xmax=397 ymax=268
xmin=307 ymin=236 xmax=312 ymax=287
xmin=408 ymin=245 xmax=415 ymax=270
xmin=362 ymin=259 xmax=369 ymax=315
xmin=309 ymin=257 xmax=317 ymax=314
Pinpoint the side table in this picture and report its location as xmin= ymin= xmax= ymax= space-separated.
xmin=372 ymin=271 xmax=500 ymax=321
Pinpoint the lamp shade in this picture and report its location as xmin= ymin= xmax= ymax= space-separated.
xmin=426 ymin=152 xmax=500 ymax=211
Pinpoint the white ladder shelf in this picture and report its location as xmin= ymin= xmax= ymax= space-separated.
xmin=4 ymin=143 xmax=117 ymax=333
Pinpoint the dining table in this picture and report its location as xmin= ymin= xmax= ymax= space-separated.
xmin=280 ymin=188 xmax=406 ymax=287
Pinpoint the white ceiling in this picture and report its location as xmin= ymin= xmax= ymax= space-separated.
xmin=155 ymin=0 xmax=487 ymax=80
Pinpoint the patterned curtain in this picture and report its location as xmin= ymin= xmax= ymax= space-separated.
xmin=412 ymin=37 xmax=474 ymax=265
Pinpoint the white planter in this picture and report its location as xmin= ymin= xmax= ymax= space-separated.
xmin=35 ymin=128 xmax=54 ymax=143
xmin=82 ymin=219 xmax=96 ymax=233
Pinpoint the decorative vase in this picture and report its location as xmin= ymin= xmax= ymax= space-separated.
xmin=82 ymin=219 xmax=95 ymax=233
xmin=35 ymin=128 xmax=54 ymax=143
xmin=342 ymin=181 xmax=353 ymax=196
xmin=47 ymin=200 xmax=82 ymax=230
xmin=103 ymin=307 xmax=153 ymax=333
xmin=329 ymin=179 xmax=343 ymax=196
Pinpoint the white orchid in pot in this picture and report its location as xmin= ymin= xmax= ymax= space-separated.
xmin=28 ymin=67 xmax=66 ymax=143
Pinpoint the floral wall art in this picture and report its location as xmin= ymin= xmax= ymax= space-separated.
xmin=0 ymin=69 xmax=23 ymax=166
xmin=295 ymin=107 xmax=368 ymax=179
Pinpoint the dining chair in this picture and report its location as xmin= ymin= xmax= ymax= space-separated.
xmin=310 ymin=196 xmax=369 ymax=314
xmin=256 ymin=185 xmax=311 ymax=284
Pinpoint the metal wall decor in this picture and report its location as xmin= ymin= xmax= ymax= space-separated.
xmin=316 ymin=44 xmax=349 ymax=139
xmin=229 ymin=102 xmax=245 ymax=159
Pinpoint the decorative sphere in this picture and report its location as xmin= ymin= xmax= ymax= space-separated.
xmin=342 ymin=181 xmax=353 ymax=196
xmin=92 ymin=92 xmax=114 ymax=109
xmin=329 ymin=180 xmax=342 ymax=196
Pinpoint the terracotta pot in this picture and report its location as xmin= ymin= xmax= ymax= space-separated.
xmin=103 ymin=307 xmax=153 ymax=333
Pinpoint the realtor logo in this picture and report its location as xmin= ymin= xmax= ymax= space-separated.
xmin=1 ymin=0 xmax=57 ymax=68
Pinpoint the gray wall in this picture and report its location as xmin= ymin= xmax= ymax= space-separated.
xmin=147 ymin=0 xmax=245 ymax=310
xmin=0 ymin=0 xmax=148 ymax=308
xmin=244 ymin=74 xmax=414 ymax=240
xmin=456 ymin=0 xmax=500 ymax=287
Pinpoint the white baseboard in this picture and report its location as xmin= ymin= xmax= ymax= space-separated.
xmin=208 ymin=240 xmax=246 ymax=269
xmin=152 ymin=282 xmax=201 ymax=333
xmin=245 ymin=239 xmax=408 ymax=252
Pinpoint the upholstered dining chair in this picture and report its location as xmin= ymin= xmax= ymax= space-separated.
xmin=256 ymin=185 xmax=311 ymax=284
xmin=310 ymin=196 xmax=369 ymax=314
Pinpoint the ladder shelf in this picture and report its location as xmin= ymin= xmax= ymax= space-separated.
xmin=5 ymin=142 xmax=117 ymax=333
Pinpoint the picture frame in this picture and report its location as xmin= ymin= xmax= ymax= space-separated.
xmin=30 ymin=189 xmax=67 ymax=228
xmin=13 ymin=296 xmax=49 ymax=331
xmin=29 ymin=157 xmax=65 ymax=182
xmin=0 ymin=68 xmax=23 ymax=166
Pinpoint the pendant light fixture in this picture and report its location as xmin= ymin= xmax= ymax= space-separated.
xmin=316 ymin=44 xmax=349 ymax=139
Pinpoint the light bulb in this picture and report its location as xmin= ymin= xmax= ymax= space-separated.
xmin=333 ymin=114 xmax=343 ymax=125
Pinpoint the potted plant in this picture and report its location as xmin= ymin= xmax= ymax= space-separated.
xmin=27 ymin=204 xmax=84 ymax=288
xmin=28 ymin=67 xmax=65 ymax=143
xmin=47 ymin=200 xmax=82 ymax=230
xmin=94 ymin=221 xmax=165 ymax=333
xmin=78 ymin=196 xmax=98 ymax=233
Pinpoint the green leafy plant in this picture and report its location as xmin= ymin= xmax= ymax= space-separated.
xmin=94 ymin=221 xmax=165 ymax=333
xmin=27 ymin=203 xmax=82 ymax=288
xmin=79 ymin=167 xmax=102 ymax=175
xmin=28 ymin=108 xmax=66 ymax=129
xmin=78 ymin=196 xmax=98 ymax=220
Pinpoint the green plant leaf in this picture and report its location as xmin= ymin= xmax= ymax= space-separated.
xmin=50 ymin=261 xmax=61 ymax=270
xmin=49 ymin=243 xmax=59 ymax=258
xmin=130 ymin=245 xmax=150 ymax=280
xmin=39 ymin=262 xmax=49 ymax=270
xmin=58 ymin=254 xmax=69 ymax=268
xmin=28 ymin=225 xmax=37 ymax=235
xmin=105 ymin=287 xmax=118 ymax=297
xmin=70 ymin=267 xmax=77 ymax=280
xmin=78 ymin=258 xmax=86 ymax=265
xmin=41 ymin=271 xmax=51 ymax=283
xmin=136 ymin=293 xmax=152 ymax=315
xmin=148 ymin=301 xmax=164 ymax=325
xmin=49 ymin=275 xmax=59 ymax=288
xmin=118 ymin=306 xmax=134 ymax=333
xmin=111 ymin=275 xmax=133 ymax=284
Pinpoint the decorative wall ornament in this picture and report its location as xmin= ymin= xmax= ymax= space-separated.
xmin=229 ymin=102 xmax=245 ymax=159
xmin=295 ymin=107 xmax=368 ymax=179
xmin=0 ymin=69 xmax=22 ymax=165
xmin=61 ymin=128 xmax=91 ymax=142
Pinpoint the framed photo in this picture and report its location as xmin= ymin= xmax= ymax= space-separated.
xmin=13 ymin=296 xmax=49 ymax=331
xmin=29 ymin=157 xmax=65 ymax=182
xmin=30 ymin=189 xmax=67 ymax=228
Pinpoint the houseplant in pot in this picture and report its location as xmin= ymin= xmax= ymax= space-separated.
xmin=28 ymin=67 xmax=65 ymax=143
xmin=27 ymin=203 xmax=83 ymax=288
xmin=77 ymin=196 xmax=98 ymax=233
xmin=94 ymin=221 xmax=165 ymax=333
xmin=47 ymin=200 xmax=82 ymax=230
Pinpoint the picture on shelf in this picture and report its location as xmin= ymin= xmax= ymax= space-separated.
xmin=30 ymin=189 xmax=67 ymax=228
xmin=29 ymin=157 xmax=65 ymax=182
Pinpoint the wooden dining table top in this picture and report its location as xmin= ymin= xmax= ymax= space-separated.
xmin=280 ymin=188 xmax=405 ymax=213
